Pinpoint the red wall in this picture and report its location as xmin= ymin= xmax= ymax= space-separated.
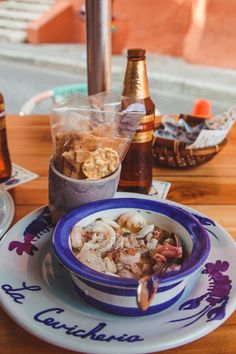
xmin=28 ymin=0 xmax=236 ymax=68
xmin=113 ymin=0 xmax=192 ymax=56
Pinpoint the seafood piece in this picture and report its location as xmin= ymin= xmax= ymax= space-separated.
xmin=70 ymin=225 xmax=84 ymax=249
xmin=124 ymin=234 xmax=139 ymax=248
xmin=150 ymin=251 xmax=166 ymax=264
xmin=146 ymin=238 xmax=158 ymax=251
xmin=100 ymin=218 xmax=121 ymax=230
xmin=83 ymin=234 xmax=101 ymax=250
xmin=89 ymin=220 xmax=116 ymax=252
xmin=113 ymin=233 xmax=125 ymax=249
xmin=146 ymin=232 xmax=154 ymax=242
xmin=154 ymin=244 xmax=183 ymax=259
xmin=139 ymin=256 xmax=153 ymax=275
xmin=152 ymin=227 xmax=167 ymax=241
xmin=137 ymin=239 xmax=146 ymax=248
xmin=163 ymin=233 xmax=181 ymax=247
xmin=104 ymin=256 xmax=117 ymax=274
xmin=130 ymin=263 xmax=142 ymax=278
xmin=136 ymin=224 xmax=155 ymax=239
xmin=90 ymin=220 xmax=115 ymax=235
xmin=117 ymin=211 xmax=136 ymax=227
xmin=115 ymin=248 xmax=141 ymax=265
xmin=126 ymin=213 xmax=147 ymax=232
xmin=116 ymin=262 xmax=124 ymax=272
xmin=77 ymin=244 xmax=105 ymax=273
xmin=117 ymin=212 xmax=147 ymax=232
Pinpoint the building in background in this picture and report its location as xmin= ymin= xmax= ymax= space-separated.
xmin=0 ymin=0 xmax=235 ymax=68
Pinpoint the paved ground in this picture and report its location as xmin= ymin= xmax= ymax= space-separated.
xmin=1 ymin=58 xmax=230 ymax=116
xmin=0 ymin=58 xmax=84 ymax=114
xmin=0 ymin=42 xmax=235 ymax=115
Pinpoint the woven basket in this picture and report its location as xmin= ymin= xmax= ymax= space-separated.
xmin=153 ymin=114 xmax=228 ymax=168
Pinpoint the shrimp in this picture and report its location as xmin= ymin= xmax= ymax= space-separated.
xmin=117 ymin=212 xmax=147 ymax=232
xmin=126 ymin=213 xmax=147 ymax=232
xmin=117 ymin=211 xmax=136 ymax=227
xmin=100 ymin=218 xmax=120 ymax=230
xmin=70 ymin=225 xmax=84 ymax=249
xmin=90 ymin=220 xmax=116 ymax=252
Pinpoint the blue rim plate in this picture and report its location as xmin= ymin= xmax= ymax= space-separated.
xmin=0 ymin=192 xmax=235 ymax=354
xmin=0 ymin=187 xmax=14 ymax=239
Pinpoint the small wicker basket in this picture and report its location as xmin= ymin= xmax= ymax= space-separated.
xmin=153 ymin=114 xmax=228 ymax=168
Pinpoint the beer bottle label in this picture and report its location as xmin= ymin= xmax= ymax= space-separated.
xmin=132 ymin=114 xmax=154 ymax=143
xmin=0 ymin=102 xmax=6 ymax=130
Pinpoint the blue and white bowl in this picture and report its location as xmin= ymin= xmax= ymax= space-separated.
xmin=52 ymin=198 xmax=210 ymax=316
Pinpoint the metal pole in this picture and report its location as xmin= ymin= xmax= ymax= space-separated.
xmin=85 ymin=0 xmax=112 ymax=95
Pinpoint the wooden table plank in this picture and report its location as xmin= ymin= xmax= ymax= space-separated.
xmin=166 ymin=176 xmax=236 ymax=205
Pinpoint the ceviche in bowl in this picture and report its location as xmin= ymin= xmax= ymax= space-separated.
xmin=52 ymin=198 xmax=210 ymax=316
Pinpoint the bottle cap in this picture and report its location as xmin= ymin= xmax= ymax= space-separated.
xmin=127 ymin=48 xmax=146 ymax=59
xmin=191 ymin=99 xmax=212 ymax=118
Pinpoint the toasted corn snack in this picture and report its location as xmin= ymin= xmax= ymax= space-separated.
xmin=82 ymin=148 xmax=119 ymax=179
xmin=75 ymin=149 xmax=91 ymax=163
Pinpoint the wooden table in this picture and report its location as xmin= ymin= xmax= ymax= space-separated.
xmin=1 ymin=115 xmax=236 ymax=354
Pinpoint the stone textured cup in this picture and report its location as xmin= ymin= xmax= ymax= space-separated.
xmin=48 ymin=158 xmax=121 ymax=223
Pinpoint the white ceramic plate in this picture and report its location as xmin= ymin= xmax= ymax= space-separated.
xmin=0 ymin=187 xmax=14 ymax=239
xmin=0 ymin=193 xmax=236 ymax=354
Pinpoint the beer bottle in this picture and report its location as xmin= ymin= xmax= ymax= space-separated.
xmin=119 ymin=48 xmax=155 ymax=194
xmin=0 ymin=92 xmax=12 ymax=182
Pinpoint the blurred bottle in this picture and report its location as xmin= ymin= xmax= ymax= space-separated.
xmin=192 ymin=99 xmax=212 ymax=118
xmin=119 ymin=48 xmax=155 ymax=194
xmin=0 ymin=92 xmax=12 ymax=182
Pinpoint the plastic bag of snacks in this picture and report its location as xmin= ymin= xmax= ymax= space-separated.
xmin=50 ymin=92 xmax=145 ymax=180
